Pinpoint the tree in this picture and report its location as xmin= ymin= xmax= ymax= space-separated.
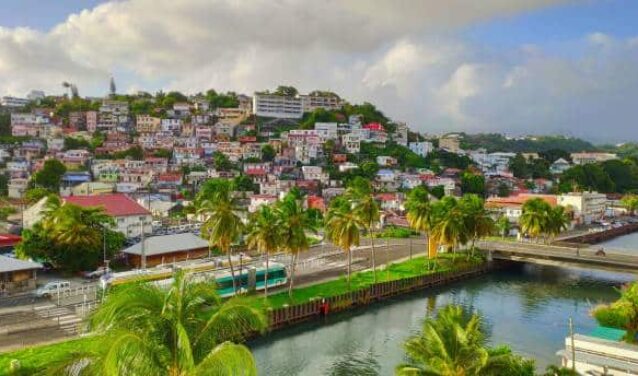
xmin=198 ymin=180 xmax=244 ymax=293
xmin=276 ymin=192 xmax=316 ymax=297
xmin=430 ymin=197 xmax=469 ymax=260
xmin=460 ymin=172 xmax=485 ymax=196
xmin=16 ymin=197 xmax=124 ymax=271
xmin=246 ymin=205 xmax=281 ymax=297
xmin=495 ymin=216 xmax=511 ymax=239
xmin=429 ymin=185 xmax=445 ymax=199
xmin=459 ymin=195 xmax=494 ymax=255
xmin=347 ymin=178 xmax=380 ymax=281
xmin=405 ymin=186 xmax=434 ymax=261
xmin=274 ymin=85 xmax=298 ymax=97
xmin=622 ymin=194 xmax=638 ymax=216
xmin=497 ymin=183 xmax=511 ymax=198
xmin=593 ymin=281 xmax=638 ymax=343
xmin=546 ymin=206 xmax=570 ymax=242
xmin=325 ymin=197 xmax=364 ymax=287
xmin=52 ymin=270 xmax=266 ymax=375
xmin=32 ymin=159 xmax=67 ymax=192
xmin=520 ymin=198 xmax=551 ymax=242
xmin=261 ymin=144 xmax=276 ymax=162
xmin=233 ymin=175 xmax=257 ymax=193
xmin=0 ymin=113 xmax=10 ymax=136
xmin=24 ymin=188 xmax=51 ymax=204
xmin=509 ymin=153 xmax=530 ymax=179
xmin=213 ymin=152 xmax=233 ymax=171
xmin=396 ymin=305 xmax=534 ymax=376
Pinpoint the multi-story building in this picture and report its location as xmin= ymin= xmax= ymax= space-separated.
xmin=161 ymin=118 xmax=182 ymax=133
xmin=558 ymin=191 xmax=607 ymax=224
xmin=408 ymin=141 xmax=433 ymax=157
xmin=299 ymin=94 xmax=343 ymax=112
xmin=302 ymin=166 xmax=329 ymax=185
xmin=314 ymin=122 xmax=338 ymax=141
xmin=393 ymin=122 xmax=409 ymax=146
xmin=215 ymin=108 xmax=247 ymax=125
xmin=1 ymin=96 xmax=30 ymax=108
xmin=253 ymin=93 xmax=303 ymax=119
xmin=11 ymin=113 xmax=49 ymax=137
xmin=570 ymin=152 xmax=618 ymax=165
xmin=136 ymin=115 xmax=161 ymax=133
xmin=86 ymin=111 xmax=98 ymax=133
xmin=439 ymin=134 xmax=462 ymax=153
xmin=342 ymin=133 xmax=361 ymax=154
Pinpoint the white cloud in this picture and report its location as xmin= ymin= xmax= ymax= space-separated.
xmin=5 ymin=0 xmax=638 ymax=142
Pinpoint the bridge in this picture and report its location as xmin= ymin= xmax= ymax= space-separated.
xmin=479 ymin=240 xmax=638 ymax=273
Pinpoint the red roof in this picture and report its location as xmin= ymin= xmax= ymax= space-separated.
xmin=0 ymin=234 xmax=21 ymax=247
xmin=363 ymin=122 xmax=385 ymax=131
xmin=375 ymin=193 xmax=398 ymax=202
xmin=65 ymin=194 xmax=150 ymax=217
xmin=246 ymin=169 xmax=267 ymax=176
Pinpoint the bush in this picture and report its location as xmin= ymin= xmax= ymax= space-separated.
xmin=373 ymin=226 xmax=415 ymax=238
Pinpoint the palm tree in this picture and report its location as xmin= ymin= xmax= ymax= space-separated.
xmin=430 ymin=197 xmax=468 ymax=260
xmin=621 ymin=194 xmax=638 ymax=216
xmin=246 ymin=205 xmax=281 ymax=297
xmin=460 ymin=195 xmax=494 ymax=255
xmin=546 ymin=206 xmax=570 ymax=242
xmin=396 ymin=305 xmax=534 ymax=376
xmin=347 ymin=179 xmax=380 ymax=282
xmin=198 ymin=180 xmax=244 ymax=293
xmin=325 ymin=199 xmax=365 ymax=287
xmin=519 ymin=198 xmax=551 ymax=242
xmin=495 ymin=215 xmax=511 ymax=239
xmin=50 ymin=270 xmax=266 ymax=375
xmin=405 ymin=186 xmax=434 ymax=261
xmin=276 ymin=192 xmax=316 ymax=298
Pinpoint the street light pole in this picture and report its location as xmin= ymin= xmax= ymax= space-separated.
xmin=140 ymin=220 xmax=146 ymax=269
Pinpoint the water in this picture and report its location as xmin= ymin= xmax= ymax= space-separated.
xmin=598 ymin=231 xmax=638 ymax=252
xmin=250 ymin=264 xmax=634 ymax=375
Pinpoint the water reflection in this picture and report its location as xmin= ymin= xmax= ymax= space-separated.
xmin=251 ymin=264 xmax=634 ymax=375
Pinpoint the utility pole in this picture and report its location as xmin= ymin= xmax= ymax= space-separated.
xmin=140 ymin=220 xmax=146 ymax=269
xmin=569 ymin=317 xmax=576 ymax=372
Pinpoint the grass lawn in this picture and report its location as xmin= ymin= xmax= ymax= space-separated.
xmin=243 ymin=251 xmax=484 ymax=309
xmin=0 ymin=336 xmax=102 ymax=375
xmin=0 ymin=251 xmax=485 ymax=374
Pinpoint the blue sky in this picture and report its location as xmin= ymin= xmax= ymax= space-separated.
xmin=1 ymin=0 xmax=638 ymax=142
xmin=0 ymin=0 xmax=106 ymax=30
xmin=464 ymin=0 xmax=638 ymax=49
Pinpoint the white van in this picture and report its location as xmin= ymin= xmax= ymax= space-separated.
xmin=35 ymin=281 xmax=71 ymax=298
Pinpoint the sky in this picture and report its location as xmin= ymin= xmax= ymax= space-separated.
xmin=1 ymin=0 xmax=638 ymax=143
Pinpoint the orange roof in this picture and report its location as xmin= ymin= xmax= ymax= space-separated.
xmin=486 ymin=194 xmax=557 ymax=208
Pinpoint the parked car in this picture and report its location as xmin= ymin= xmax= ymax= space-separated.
xmin=82 ymin=266 xmax=111 ymax=280
xmin=35 ymin=281 xmax=71 ymax=298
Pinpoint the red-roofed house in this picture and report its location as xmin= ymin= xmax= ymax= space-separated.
xmin=65 ymin=194 xmax=152 ymax=237
xmin=307 ymin=195 xmax=325 ymax=212
xmin=486 ymin=194 xmax=558 ymax=223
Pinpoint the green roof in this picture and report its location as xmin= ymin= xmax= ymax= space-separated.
xmin=590 ymin=326 xmax=626 ymax=341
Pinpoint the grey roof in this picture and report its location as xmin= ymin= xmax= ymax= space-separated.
xmin=0 ymin=255 xmax=42 ymax=273
xmin=122 ymin=233 xmax=209 ymax=256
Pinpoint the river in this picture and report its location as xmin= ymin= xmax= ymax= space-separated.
xmin=250 ymin=263 xmax=634 ymax=375
xmin=598 ymin=231 xmax=638 ymax=252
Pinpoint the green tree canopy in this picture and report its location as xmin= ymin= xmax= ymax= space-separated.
xmin=31 ymin=159 xmax=67 ymax=192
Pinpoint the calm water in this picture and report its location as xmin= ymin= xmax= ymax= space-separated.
xmin=250 ymin=264 xmax=634 ymax=375
xmin=599 ymin=231 xmax=638 ymax=251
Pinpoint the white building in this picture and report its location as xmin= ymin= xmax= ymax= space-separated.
xmin=252 ymin=93 xmax=303 ymax=119
xmin=570 ymin=152 xmax=618 ymax=165
xmin=1 ymin=96 xmax=30 ymax=108
xmin=550 ymin=158 xmax=571 ymax=174
xmin=558 ymin=191 xmax=607 ymax=224
xmin=314 ymin=122 xmax=338 ymax=141
xmin=408 ymin=141 xmax=433 ymax=157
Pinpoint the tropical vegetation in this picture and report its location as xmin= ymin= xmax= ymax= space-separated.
xmin=396 ymin=304 xmax=535 ymax=375
xmin=16 ymin=195 xmax=125 ymax=271
xmin=519 ymin=198 xmax=570 ymax=243
xmin=593 ymin=281 xmax=638 ymax=343
xmin=46 ymin=270 xmax=265 ymax=375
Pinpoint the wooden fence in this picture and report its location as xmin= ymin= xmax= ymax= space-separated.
xmin=267 ymin=263 xmax=492 ymax=330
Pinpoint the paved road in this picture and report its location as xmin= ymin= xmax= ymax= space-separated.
xmin=479 ymin=239 xmax=638 ymax=271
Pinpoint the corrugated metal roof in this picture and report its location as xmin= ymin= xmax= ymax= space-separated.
xmin=122 ymin=233 xmax=209 ymax=256
xmin=0 ymin=255 xmax=42 ymax=273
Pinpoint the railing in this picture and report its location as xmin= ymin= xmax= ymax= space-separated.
xmin=267 ymin=263 xmax=490 ymax=329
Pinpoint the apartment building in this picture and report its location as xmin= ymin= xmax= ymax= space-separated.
xmin=557 ymin=191 xmax=607 ymax=224
xmin=136 ymin=115 xmax=161 ymax=133
xmin=1 ymin=96 xmax=29 ymax=108
xmin=570 ymin=152 xmax=618 ymax=165
xmin=408 ymin=141 xmax=433 ymax=157
xmin=299 ymin=94 xmax=343 ymax=112
xmin=253 ymin=93 xmax=303 ymax=119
